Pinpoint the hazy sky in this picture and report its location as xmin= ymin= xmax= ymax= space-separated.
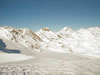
xmin=0 ymin=0 xmax=100 ymax=31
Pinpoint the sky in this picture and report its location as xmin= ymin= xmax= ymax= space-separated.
xmin=0 ymin=0 xmax=100 ymax=31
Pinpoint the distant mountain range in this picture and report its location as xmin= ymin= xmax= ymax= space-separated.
xmin=0 ymin=26 xmax=100 ymax=55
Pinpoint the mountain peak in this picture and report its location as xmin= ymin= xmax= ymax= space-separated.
xmin=3 ymin=26 xmax=16 ymax=30
xmin=62 ymin=27 xmax=69 ymax=31
xmin=60 ymin=27 xmax=73 ymax=32
xmin=41 ymin=27 xmax=51 ymax=31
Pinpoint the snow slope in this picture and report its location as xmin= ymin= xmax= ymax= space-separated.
xmin=0 ymin=26 xmax=100 ymax=75
xmin=0 ymin=53 xmax=33 ymax=64
xmin=0 ymin=26 xmax=100 ymax=55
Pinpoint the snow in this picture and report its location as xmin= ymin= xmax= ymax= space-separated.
xmin=0 ymin=26 xmax=100 ymax=75
xmin=0 ymin=26 xmax=100 ymax=57
xmin=48 ymin=48 xmax=65 ymax=53
xmin=0 ymin=53 xmax=33 ymax=64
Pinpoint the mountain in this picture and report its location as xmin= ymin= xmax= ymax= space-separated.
xmin=0 ymin=26 xmax=43 ymax=56
xmin=0 ymin=26 xmax=100 ymax=55
xmin=36 ymin=27 xmax=58 ymax=42
xmin=1 ymin=26 xmax=100 ymax=75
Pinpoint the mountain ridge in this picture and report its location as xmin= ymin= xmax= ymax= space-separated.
xmin=0 ymin=26 xmax=100 ymax=55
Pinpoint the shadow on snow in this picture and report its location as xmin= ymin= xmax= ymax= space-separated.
xmin=0 ymin=39 xmax=20 ymax=53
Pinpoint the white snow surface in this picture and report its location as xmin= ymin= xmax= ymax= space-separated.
xmin=0 ymin=26 xmax=100 ymax=75
xmin=0 ymin=26 xmax=100 ymax=56
xmin=0 ymin=53 xmax=33 ymax=64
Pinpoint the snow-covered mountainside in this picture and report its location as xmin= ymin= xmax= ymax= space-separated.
xmin=0 ymin=26 xmax=100 ymax=55
xmin=0 ymin=26 xmax=43 ymax=53
xmin=36 ymin=27 xmax=100 ymax=54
